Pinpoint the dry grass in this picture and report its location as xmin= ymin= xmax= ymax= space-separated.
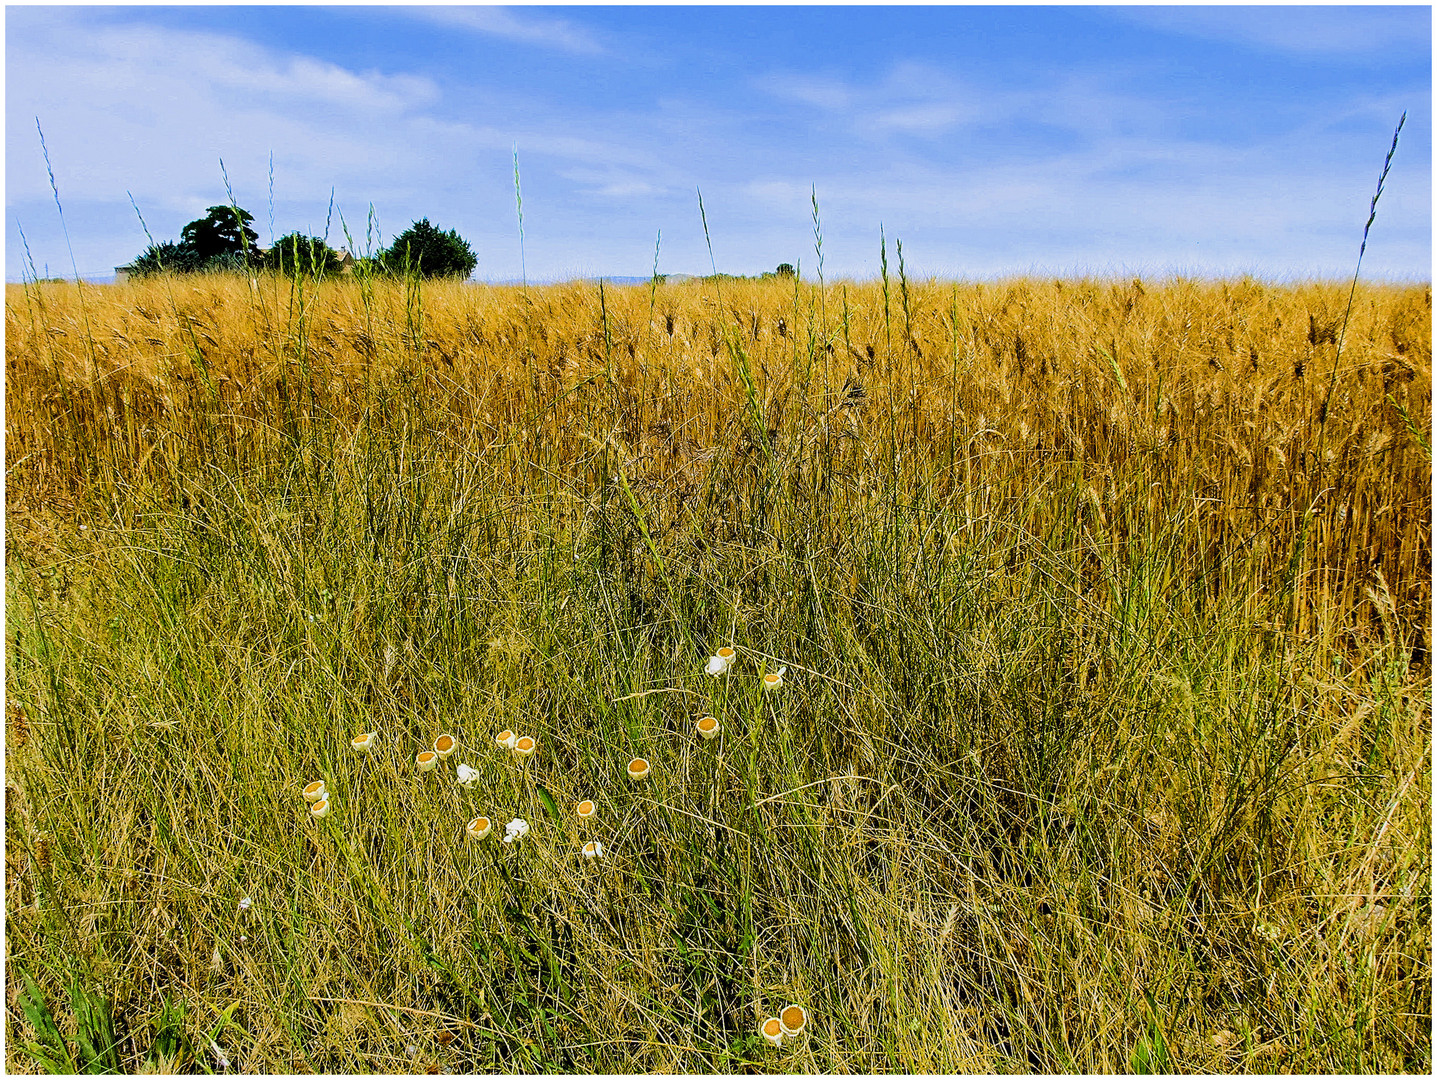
xmin=5 ymin=271 xmax=1430 ymax=1072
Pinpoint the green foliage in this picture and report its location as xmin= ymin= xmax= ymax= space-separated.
xmin=15 ymin=971 xmax=77 ymax=1074
xmin=264 ymin=232 xmax=344 ymax=277
xmin=775 ymin=262 xmax=796 ymax=277
xmin=129 ymin=240 xmax=206 ymax=276
xmin=14 ymin=971 xmax=121 ymax=1074
xmin=180 ymin=204 xmax=259 ymax=263
xmin=1130 ymin=991 xmax=1173 ymax=1074
xmin=382 ymin=217 xmax=478 ymax=279
xmin=128 ymin=203 xmax=263 ymax=276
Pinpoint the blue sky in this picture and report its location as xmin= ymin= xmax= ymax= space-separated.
xmin=6 ymin=4 xmax=1430 ymax=283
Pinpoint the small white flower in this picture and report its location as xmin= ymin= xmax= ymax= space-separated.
xmin=576 ymin=799 xmax=596 ymax=820
xmin=696 ymin=715 xmax=720 ymax=740
xmin=302 ymin=780 xmax=327 ymax=803
xmin=434 ymin=733 xmax=458 ymax=759
xmin=762 ymin=666 xmax=788 ymax=691
xmin=627 ymin=758 xmax=651 ymax=781
xmin=513 ymin=735 xmax=536 ymax=758
xmin=350 ymin=732 xmax=376 ymax=753
xmin=779 ymin=1004 xmax=809 ymax=1037
xmin=466 ymin=816 xmax=493 ymax=840
xmin=416 ymin=751 xmax=439 ymax=772
xmin=761 ymin=1017 xmax=785 ymax=1048
xmin=456 ymin=763 xmax=480 ymax=789
xmin=503 ymin=818 xmax=530 ymax=843
xmin=495 ymin=729 xmax=518 ymax=750
xmin=581 ymin=840 xmax=604 ymax=859
xmin=310 ymin=798 xmax=332 ymax=819
xmin=706 ymin=646 xmax=737 ymax=676
xmin=238 ymin=896 xmax=252 ymax=912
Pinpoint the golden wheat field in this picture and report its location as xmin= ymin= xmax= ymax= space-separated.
xmin=5 ymin=272 xmax=1431 ymax=1073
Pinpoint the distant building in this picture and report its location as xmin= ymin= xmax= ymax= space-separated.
xmin=114 ymin=264 xmax=136 ymax=284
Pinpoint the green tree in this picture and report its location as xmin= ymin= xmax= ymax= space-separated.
xmin=382 ymin=218 xmax=477 ymax=279
xmin=775 ymin=262 xmax=796 ymax=277
xmin=180 ymin=205 xmax=259 ymax=264
xmin=263 ymin=233 xmax=344 ymax=277
xmin=129 ymin=240 xmax=205 ymax=276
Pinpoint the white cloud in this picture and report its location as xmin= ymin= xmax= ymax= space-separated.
xmin=872 ymin=102 xmax=974 ymax=135
xmin=406 ymin=6 xmax=603 ymax=55
xmin=761 ymin=74 xmax=854 ymax=111
xmin=7 ymin=17 xmax=443 ymax=208
xmin=1111 ymin=7 xmax=1429 ymax=58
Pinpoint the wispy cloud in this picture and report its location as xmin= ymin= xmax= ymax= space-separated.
xmin=407 ymin=6 xmax=604 ymax=56
xmin=762 ymin=73 xmax=855 ymax=111
xmin=1111 ymin=7 xmax=1430 ymax=59
xmin=760 ymin=62 xmax=983 ymax=136
xmin=8 ymin=16 xmax=441 ymax=208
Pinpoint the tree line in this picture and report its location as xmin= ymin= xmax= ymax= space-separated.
xmin=128 ymin=205 xmax=478 ymax=280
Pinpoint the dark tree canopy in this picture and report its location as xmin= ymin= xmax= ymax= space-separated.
xmin=130 ymin=240 xmax=206 ymax=276
xmin=775 ymin=263 xmax=796 ymax=277
xmin=263 ymin=233 xmax=344 ymax=277
xmin=382 ymin=218 xmax=477 ymax=279
xmin=180 ymin=205 xmax=260 ymax=263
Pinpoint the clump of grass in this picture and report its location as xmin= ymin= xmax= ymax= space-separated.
xmin=5 ymin=251 xmax=1430 ymax=1071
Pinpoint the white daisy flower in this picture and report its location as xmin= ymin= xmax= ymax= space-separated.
xmin=581 ymin=840 xmax=604 ymax=859
xmin=762 ymin=666 xmax=788 ymax=691
xmin=503 ymin=818 xmax=529 ymax=843
xmin=761 ymin=1017 xmax=785 ymax=1048
xmin=434 ymin=734 xmax=458 ymax=759
xmin=456 ymin=763 xmax=480 ymax=789
xmin=310 ymin=798 xmax=332 ymax=819
xmin=466 ymin=816 xmax=493 ymax=840
xmin=696 ymin=715 xmax=720 ymax=740
xmin=706 ymin=646 xmax=737 ymax=676
xmin=350 ymin=732 xmax=376 ymax=752
xmin=416 ymin=751 xmax=439 ymax=772
xmin=302 ymin=780 xmax=327 ymax=803
xmin=779 ymin=1004 xmax=809 ymax=1037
